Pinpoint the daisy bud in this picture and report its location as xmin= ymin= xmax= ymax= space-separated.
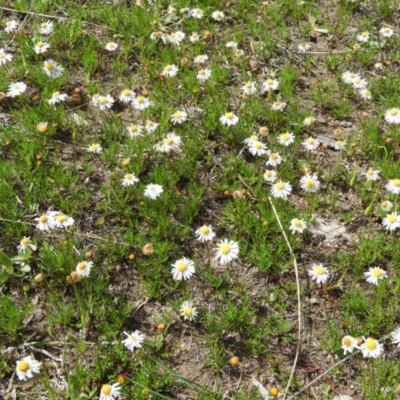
xmin=36 ymin=154 xmax=42 ymax=161
xmin=229 ymin=356 xmax=239 ymax=366
xmin=180 ymin=58 xmax=188 ymax=66
xmin=157 ymin=323 xmax=166 ymax=332
xmin=259 ymin=126 xmax=269 ymax=135
xmin=386 ymin=137 xmax=392 ymax=144
xmin=34 ymin=273 xmax=44 ymax=283
xmin=85 ymin=251 xmax=93 ymax=259
xmin=116 ymin=374 xmax=126 ymax=384
xmin=224 ymin=190 xmax=230 ymax=197
xmin=69 ymin=271 xmax=82 ymax=282
xmin=142 ymin=388 xmax=150 ymax=396
xmin=232 ymin=190 xmax=244 ymax=199
xmin=270 ymin=387 xmax=279 ymax=397
xmin=142 ymin=243 xmax=153 ymax=256
xmin=128 ymin=253 xmax=135 ymax=260
xmin=23 ymin=285 xmax=29 ymax=292
xmin=345 ymin=54 xmax=352 ymax=61
xmin=122 ymin=159 xmax=130 ymax=167
xmin=37 ymin=161 xmax=42 ymax=166
xmin=141 ymin=90 xmax=149 ymax=97
xmin=74 ymin=87 xmax=82 ymax=94
xmin=5 ymin=140 xmax=11 ymax=146
xmin=333 ymin=127 xmax=342 ymax=137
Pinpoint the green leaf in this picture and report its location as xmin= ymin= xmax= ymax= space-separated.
xmin=0 ymin=252 xmax=12 ymax=268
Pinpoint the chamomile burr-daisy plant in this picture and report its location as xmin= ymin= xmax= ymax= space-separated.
xmin=381 ymin=200 xmax=393 ymax=212
xmin=105 ymin=42 xmax=118 ymax=51
xmin=360 ymin=337 xmax=384 ymax=358
xmin=132 ymin=95 xmax=151 ymax=110
xmin=17 ymin=237 xmax=36 ymax=253
xmin=122 ymin=330 xmax=145 ymax=351
xmin=363 ymin=168 xmax=380 ymax=181
xmin=43 ymin=59 xmax=64 ymax=79
xmin=214 ymin=239 xmax=239 ymax=265
xmin=248 ymin=141 xmax=268 ymax=156
xmin=308 ymin=264 xmax=330 ymax=284
xmin=342 ymin=335 xmax=359 ymax=355
xmin=0 ymin=48 xmax=12 ymax=65
xmin=277 ymin=132 xmax=295 ymax=146
xmin=121 ymin=173 xmax=139 ymax=187
xmin=266 ymin=153 xmax=283 ymax=167
xmin=220 ymin=112 xmax=239 ymax=126
xmin=99 ymin=383 xmax=121 ymax=400
xmin=127 ymin=123 xmax=143 ymax=138
xmin=16 ymin=356 xmax=41 ymax=381
xmin=180 ymin=301 xmax=198 ymax=321
xmin=380 ymin=26 xmax=393 ymax=38
xmin=197 ymin=68 xmax=212 ymax=82
xmin=171 ymin=257 xmax=195 ymax=280
xmin=289 ymin=218 xmax=307 ymax=234
xmin=384 ymin=108 xmax=400 ymax=124
xmin=87 ymin=143 xmax=103 ymax=154
xmin=195 ymin=225 xmax=216 ymax=242
xmin=48 ymin=91 xmax=67 ymax=105
xmin=302 ymin=137 xmax=320 ymax=151
xmin=4 ymin=20 xmax=18 ymax=34
xmin=6 ymin=82 xmax=27 ymax=97
xmin=364 ymin=267 xmax=387 ymax=285
xmin=144 ymin=184 xmax=163 ymax=199
xmin=263 ymin=170 xmax=277 ymax=183
xmin=385 ymin=179 xmax=400 ymax=194
xmin=76 ymin=261 xmax=94 ymax=278
xmin=162 ymin=64 xmax=179 ymax=77
xmin=171 ymin=110 xmax=188 ymax=125
xmin=34 ymin=41 xmax=50 ymax=54
xmin=261 ymin=78 xmax=279 ymax=92
xmin=39 ymin=20 xmax=54 ymax=35
xmin=119 ymin=89 xmax=135 ymax=103
xmin=300 ymin=174 xmax=320 ymax=193
xmin=270 ymin=181 xmax=292 ymax=199
xmin=390 ymin=328 xmax=400 ymax=348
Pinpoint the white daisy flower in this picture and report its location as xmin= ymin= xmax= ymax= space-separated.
xmin=119 ymin=89 xmax=135 ymax=103
xmin=6 ymin=82 xmax=27 ymax=97
xmin=226 ymin=41 xmax=238 ymax=48
xmin=261 ymin=78 xmax=279 ymax=93
xmin=381 ymin=200 xmax=393 ymax=212
xmin=127 ymin=124 xmax=143 ymax=138
xmin=359 ymin=88 xmax=371 ymax=100
xmin=16 ymin=356 xmax=41 ymax=381
xmin=214 ymin=239 xmax=239 ymax=265
xmin=364 ymin=267 xmax=387 ymax=285
xmin=363 ymin=169 xmax=380 ymax=181
xmin=43 ymin=59 xmax=64 ymax=79
xmin=0 ymin=48 xmax=13 ymax=65
xmin=34 ymin=41 xmax=50 ymax=54
xmin=220 ymin=112 xmax=239 ymax=126
xmin=4 ymin=20 xmax=18 ymax=34
xmin=190 ymin=8 xmax=204 ymax=18
xmin=87 ymin=143 xmax=102 ymax=154
xmin=235 ymin=49 xmax=245 ymax=57
xmin=39 ymin=20 xmax=54 ymax=35
xmin=95 ymin=95 xmax=114 ymax=110
xmin=180 ymin=300 xmax=198 ymax=321
xmin=52 ymin=213 xmax=75 ymax=229
xmin=144 ymin=184 xmax=163 ymax=199
xmin=121 ymin=173 xmax=139 ymax=187
xmin=351 ymin=76 xmax=368 ymax=90
xmin=308 ymin=263 xmax=330 ymax=284
xmin=171 ymin=257 xmax=195 ymax=280
xmin=194 ymin=54 xmax=208 ymax=64
xmin=189 ymin=32 xmax=200 ymax=43
xmin=34 ymin=214 xmax=53 ymax=231
xmin=302 ymin=137 xmax=320 ymax=151
xmin=300 ymin=174 xmax=320 ymax=193
xmin=270 ymin=181 xmax=292 ymax=199
xmin=17 ymin=237 xmax=35 ymax=253
xmin=154 ymin=132 xmax=182 ymax=153
xmin=168 ymin=30 xmax=185 ymax=45
xmin=99 ymin=383 xmax=121 ymax=400
xmin=162 ymin=64 xmax=179 ymax=77
xmin=242 ymin=81 xmax=257 ymax=95
xmin=248 ymin=140 xmax=267 ymax=156
xmin=105 ymin=42 xmax=118 ymax=51
xmin=132 ymin=95 xmax=150 ymax=110
xmin=334 ymin=140 xmax=347 ymax=150
xmin=298 ymin=42 xmax=311 ymax=52
xmin=145 ymin=120 xmax=158 ymax=133
xmin=278 ymin=132 xmax=295 ymax=146
xmin=171 ymin=110 xmax=188 ymax=125
xmin=303 ymin=116 xmax=315 ymax=126
xmin=37 ymin=122 xmax=48 ymax=133
xmin=195 ymin=225 xmax=216 ymax=242
xmin=374 ymin=62 xmax=384 ymax=70
xmin=122 ymin=330 xmax=145 ymax=351
xmin=342 ymin=335 xmax=359 ymax=355
xmin=379 ymin=26 xmax=393 ymax=38
xmin=289 ymin=218 xmax=307 ymax=234
xmin=48 ymin=91 xmax=67 ymax=105
xmin=263 ymin=170 xmax=277 ymax=183
xmin=357 ymin=31 xmax=369 ymax=43
xmin=390 ymin=327 xmax=400 ymax=348
xmin=384 ymin=108 xmax=400 ymax=124
xmin=197 ymin=68 xmax=212 ymax=82
xmin=76 ymin=261 xmax=94 ymax=277
xmin=360 ymin=337 xmax=384 ymax=358
xmin=211 ymin=10 xmax=225 ymax=21
xmin=243 ymin=135 xmax=259 ymax=146
xmin=266 ymin=152 xmax=283 ymax=167
xmin=382 ymin=212 xmax=400 ymax=231
xmin=341 ymin=71 xmax=360 ymax=84
xmin=386 ymin=179 xmax=400 ymax=194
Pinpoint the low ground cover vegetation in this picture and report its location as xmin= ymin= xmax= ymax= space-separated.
xmin=1 ymin=0 xmax=400 ymax=399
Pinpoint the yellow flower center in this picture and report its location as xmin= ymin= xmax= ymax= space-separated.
xmin=200 ymin=226 xmax=210 ymax=234
xmin=305 ymin=179 xmax=315 ymax=188
xmin=6 ymin=21 xmax=11 ymax=27
xmin=276 ymin=182 xmax=284 ymax=190
xmin=388 ymin=215 xmax=397 ymax=223
xmin=123 ymin=89 xmax=130 ymax=96
xmin=0 ymin=54 xmax=4 ymax=59
xmin=315 ymin=265 xmax=325 ymax=275
xmin=336 ymin=141 xmax=343 ymax=147
xmin=21 ymin=237 xmax=30 ymax=245
xmin=77 ymin=262 xmax=87 ymax=270
xmin=353 ymin=78 xmax=361 ymax=84
xmin=37 ymin=41 xmax=43 ymax=47
xmin=101 ymin=385 xmax=112 ymax=395
xmin=266 ymin=78 xmax=273 ymax=85
xmin=255 ymin=141 xmax=263 ymax=149
xmin=174 ymin=112 xmax=182 ymax=118
xmin=384 ymin=27 xmax=390 ymax=33
xmin=52 ymin=91 xmax=60 ymax=98
xmin=366 ymin=169 xmax=374 ymax=176
xmin=265 ymin=171 xmax=272 ymax=178
xmin=56 ymin=214 xmax=67 ymax=223
xmin=166 ymin=138 xmax=174 ymax=145
xmin=342 ymin=337 xmax=352 ymax=347
xmin=372 ymin=268 xmax=383 ymax=277
xmin=177 ymin=262 xmax=187 ymax=272
xmin=307 ymin=138 xmax=315 ymax=144
xmin=183 ymin=307 xmax=192 ymax=316
xmin=18 ymin=361 xmax=29 ymax=372
xmin=282 ymin=133 xmax=290 ymax=141
xmin=137 ymin=96 xmax=144 ymax=103
xmin=245 ymin=82 xmax=252 ymax=88
xmin=220 ymin=244 xmax=231 ymax=254
xmin=125 ymin=174 xmax=133 ymax=180
xmin=225 ymin=112 xmax=233 ymax=119
xmin=199 ymin=69 xmax=205 ymax=75
xmin=39 ymin=215 xmax=48 ymax=223
xmin=365 ymin=338 xmax=377 ymax=350
xmin=390 ymin=108 xmax=398 ymax=116
xmin=89 ymin=144 xmax=99 ymax=151
xmin=37 ymin=124 xmax=47 ymax=133
xmin=270 ymin=153 xmax=278 ymax=160
xmin=362 ymin=32 xmax=367 ymax=37
xmin=99 ymin=96 xmax=108 ymax=104
xmin=45 ymin=62 xmax=54 ymax=70
xmin=41 ymin=23 xmax=47 ymax=28
xmin=293 ymin=220 xmax=302 ymax=227
xmin=250 ymin=135 xmax=258 ymax=141
xmin=392 ymin=179 xmax=400 ymax=186
xmin=165 ymin=65 xmax=172 ymax=71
